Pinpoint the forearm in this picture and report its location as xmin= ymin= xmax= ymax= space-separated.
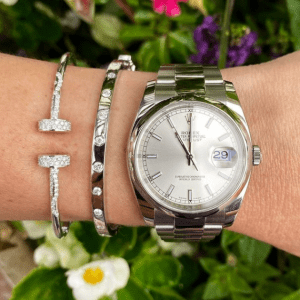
xmin=0 ymin=52 xmax=299 ymax=256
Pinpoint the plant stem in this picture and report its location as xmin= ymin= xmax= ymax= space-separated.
xmin=114 ymin=0 xmax=135 ymax=23
xmin=218 ymin=0 xmax=235 ymax=69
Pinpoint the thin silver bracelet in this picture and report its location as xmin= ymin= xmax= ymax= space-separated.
xmin=38 ymin=52 xmax=75 ymax=238
xmin=91 ymin=55 xmax=136 ymax=237
xmin=39 ymin=52 xmax=76 ymax=132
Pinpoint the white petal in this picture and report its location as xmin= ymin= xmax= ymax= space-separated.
xmin=111 ymin=258 xmax=130 ymax=290
xmin=171 ymin=242 xmax=196 ymax=258
xmin=33 ymin=244 xmax=59 ymax=268
xmin=22 ymin=221 xmax=50 ymax=239
xmin=2 ymin=0 xmax=18 ymax=5
xmin=72 ymin=285 xmax=105 ymax=300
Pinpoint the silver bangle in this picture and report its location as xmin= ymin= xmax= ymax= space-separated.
xmin=39 ymin=52 xmax=76 ymax=132
xmin=91 ymin=55 xmax=136 ymax=237
xmin=38 ymin=155 xmax=71 ymax=238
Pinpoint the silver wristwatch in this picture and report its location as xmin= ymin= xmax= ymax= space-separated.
xmin=128 ymin=64 xmax=262 ymax=241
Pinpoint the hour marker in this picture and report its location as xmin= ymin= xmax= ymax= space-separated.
xmin=166 ymin=184 xmax=175 ymax=197
xmin=218 ymin=171 xmax=231 ymax=181
xmin=146 ymin=154 xmax=157 ymax=159
xmin=205 ymin=184 xmax=213 ymax=196
xmin=167 ymin=116 xmax=175 ymax=128
xmin=151 ymin=171 xmax=162 ymax=180
xmin=205 ymin=117 xmax=213 ymax=128
xmin=152 ymin=133 xmax=162 ymax=141
xmin=218 ymin=133 xmax=230 ymax=141
xmin=188 ymin=189 xmax=192 ymax=202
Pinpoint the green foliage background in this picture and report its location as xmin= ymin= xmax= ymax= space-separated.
xmin=1 ymin=0 xmax=300 ymax=299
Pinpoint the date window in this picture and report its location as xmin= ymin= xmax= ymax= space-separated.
xmin=212 ymin=147 xmax=238 ymax=168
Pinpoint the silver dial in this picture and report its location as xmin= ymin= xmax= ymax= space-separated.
xmin=134 ymin=100 xmax=247 ymax=213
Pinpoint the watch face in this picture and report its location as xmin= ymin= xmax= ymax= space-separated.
xmin=133 ymin=99 xmax=248 ymax=214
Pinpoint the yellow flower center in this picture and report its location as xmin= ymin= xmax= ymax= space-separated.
xmin=83 ymin=267 xmax=104 ymax=285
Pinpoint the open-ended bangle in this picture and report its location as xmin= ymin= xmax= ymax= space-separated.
xmin=38 ymin=52 xmax=76 ymax=238
xmin=91 ymin=55 xmax=136 ymax=237
xmin=38 ymin=52 xmax=76 ymax=132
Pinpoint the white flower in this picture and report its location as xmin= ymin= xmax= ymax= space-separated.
xmin=151 ymin=228 xmax=196 ymax=257
xmin=34 ymin=244 xmax=60 ymax=268
xmin=0 ymin=0 xmax=18 ymax=5
xmin=60 ymin=11 xmax=81 ymax=30
xmin=21 ymin=221 xmax=50 ymax=239
xmin=46 ymin=225 xmax=90 ymax=269
xmin=66 ymin=258 xmax=130 ymax=300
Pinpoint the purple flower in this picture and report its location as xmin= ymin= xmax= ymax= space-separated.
xmin=191 ymin=16 xmax=261 ymax=67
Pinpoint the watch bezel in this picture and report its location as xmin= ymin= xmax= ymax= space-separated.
xmin=128 ymin=93 xmax=252 ymax=220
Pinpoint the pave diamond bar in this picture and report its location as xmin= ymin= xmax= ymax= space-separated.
xmin=38 ymin=155 xmax=70 ymax=168
xmin=39 ymin=119 xmax=71 ymax=132
xmin=54 ymin=72 xmax=63 ymax=89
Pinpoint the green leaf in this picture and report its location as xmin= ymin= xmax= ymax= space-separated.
xmin=91 ymin=13 xmax=123 ymax=49
xmin=117 ymin=278 xmax=153 ymax=300
xmin=132 ymin=255 xmax=182 ymax=289
xmin=203 ymin=277 xmax=230 ymax=300
xmin=199 ymin=257 xmax=221 ymax=274
xmin=231 ymin=293 xmax=254 ymax=300
xmin=286 ymin=0 xmax=300 ymax=50
xmin=191 ymin=284 xmax=206 ymax=300
xmin=221 ymin=230 xmax=242 ymax=249
xmin=120 ymin=25 xmax=155 ymax=43
xmin=137 ymin=40 xmax=161 ymax=72
xmin=127 ymin=0 xmax=139 ymax=7
xmin=237 ymin=262 xmax=281 ymax=283
xmin=238 ymin=236 xmax=272 ymax=266
xmin=282 ymin=290 xmax=300 ymax=300
xmin=31 ymin=11 xmax=62 ymax=42
xmin=72 ymin=221 xmax=109 ymax=254
xmin=11 ymin=267 xmax=74 ymax=300
xmin=227 ymin=271 xmax=253 ymax=294
xmin=158 ymin=36 xmax=171 ymax=65
xmin=134 ymin=9 xmax=156 ymax=23
xmin=150 ymin=287 xmax=185 ymax=300
xmin=172 ymin=11 xmax=198 ymax=25
xmin=169 ymin=31 xmax=196 ymax=63
xmin=178 ymin=255 xmax=200 ymax=290
xmin=256 ymin=281 xmax=294 ymax=300
xmin=12 ymin=21 xmax=39 ymax=51
xmin=105 ymin=227 xmax=137 ymax=257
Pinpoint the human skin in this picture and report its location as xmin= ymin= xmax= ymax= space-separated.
xmin=0 ymin=52 xmax=299 ymax=256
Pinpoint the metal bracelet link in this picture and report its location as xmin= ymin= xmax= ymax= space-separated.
xmin=91 ymin=55 xmax=136 ymax=237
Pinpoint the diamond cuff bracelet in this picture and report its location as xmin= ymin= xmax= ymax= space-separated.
xmin=38 ymin=52 xmax=76 ymax=238
xmin=39 ymin=52 xmax=76 ymax=132
xmin=91 ymin=55 xmax=136 ymax=237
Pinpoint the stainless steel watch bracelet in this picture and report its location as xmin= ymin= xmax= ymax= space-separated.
xmin=154 ymin=65 xmax=229 ymax=241
xmin=91 ymin=55 xmax=136 ymax=237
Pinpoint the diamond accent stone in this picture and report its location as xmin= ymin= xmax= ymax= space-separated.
xmin=39 ymin=119 xmax=71 ymax=132
xmin=102 ymin=89 xmax=111 ymax=98
xmin=38 ymin=155 xmax=70 ymax=168
xmin=92 ymin=162 xmax=103 ymax=173
xmin=97 ymin=110 xmax=109 ymax=121
xmin=107 ymin=72 xmax=116 ymax=79
xmin=94 ymin=208 xmax=103 ymax=217
xmin=94 ymin=135 xmax=105 ymax=147
xmin=93 ymin=187 xmax=102 ymax=196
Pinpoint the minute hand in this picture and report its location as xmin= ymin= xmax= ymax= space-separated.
xmin=167 ymin=116 xmax=198 ymax=171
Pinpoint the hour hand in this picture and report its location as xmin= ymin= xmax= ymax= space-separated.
xmin=167 ymin=115 xmax=198 ymax=171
